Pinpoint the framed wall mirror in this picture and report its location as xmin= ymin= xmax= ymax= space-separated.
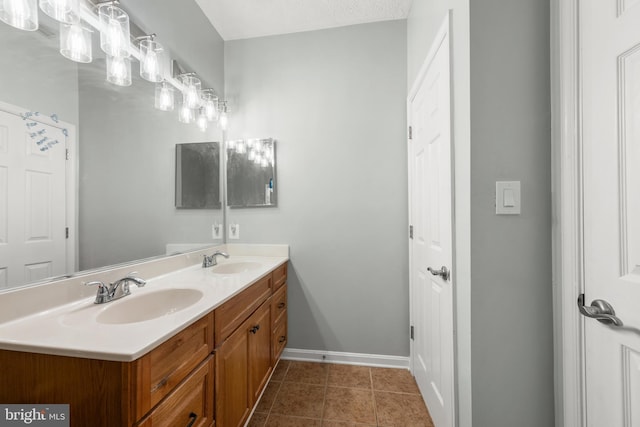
xmin=176 ymin=142 xmax=221 ymax=209
xmin=227 ymin=138 xmax=277 ymax=208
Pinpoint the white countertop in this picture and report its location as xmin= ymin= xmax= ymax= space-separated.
xmin=0 ymin=252 xmax=288 ymax=362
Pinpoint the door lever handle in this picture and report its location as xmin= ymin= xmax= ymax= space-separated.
xmin=577 ymin=294 xmax=623 ymax=327
xmin=427 ymin=266 xmax=450 ymax=281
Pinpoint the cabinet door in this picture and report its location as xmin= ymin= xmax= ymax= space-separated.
xmin=215 ymin=324 xmax=249 ymax=427
xmin=248 ymin=302 xmax=272 ymax=405
xmin=135 ymin=356 xmax=214 ymax=427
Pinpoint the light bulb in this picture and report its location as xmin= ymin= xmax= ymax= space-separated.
xmin=99 ymin=5 xmax=129 ymax=57
xmin=106 ymin=55 xmax=131 ymax=86
xmin=185 ymin=85 xmax=199 ymax=109
xmin=143 ymin=50 xmax=157 ymax=76
xmin=197 ymin=110 xmax=208 ymax=131
xmin=60 ymin=23 xmax=91 ymax=63
xmin=204 ymin=100 xmax=217 ymax=121
xmin=248 ymin=150 xmax=256 ymax=161
xmin=106 ymin=19 xmax=123 ymax=53
xmin=219 ymin=111 xmax=228 ymax=131
xmin=178 ymin=104 xmax=194 ymax=124
xmin=1 ymin=0 xmax=37 ymax=30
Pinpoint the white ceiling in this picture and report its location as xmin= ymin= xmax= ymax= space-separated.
xmin=195 ymin=0 xmax=414 ymax=41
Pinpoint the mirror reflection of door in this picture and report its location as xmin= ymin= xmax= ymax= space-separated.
xmin=0 ymin=106 xmax=73 ymax=289
xmin=226 ymin=138 xmax=277 ymax=208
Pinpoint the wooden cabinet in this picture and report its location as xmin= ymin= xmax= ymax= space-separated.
xmin=0 ymin=261 xmax=288 ymax=427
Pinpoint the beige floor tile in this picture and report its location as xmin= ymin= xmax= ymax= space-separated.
xmin=370 ymin=367 xmax=420 ymax=394
xmin=322 ymin=387 xmax=376 ymax=424
xmin=248 ymin=411 xmax=269 ymax=427
xmin=284 ymin=361 xmax=329 ymax=385
xmin=374 ymin=391 xmax=434 ymax=427
xmin=272 ymin=360 xmax=291 ymax=381
xmin=322 ymin=421 xmax=376 ymax=426
xmin=327 ymin=365 xmax=372 ymax=389
xmin=270 ymin=381 xmax=326 ymax=418
xmin=265 ymin=414 xmax=322 ymax=427
xmin=256 ymin=380 xmax=283 ymax=413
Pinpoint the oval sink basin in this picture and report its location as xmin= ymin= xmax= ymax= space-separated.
xmin=96 ymin=289 xmax=203 ymax=325
xmin=211 ymin=261 xmax=262 ymax=275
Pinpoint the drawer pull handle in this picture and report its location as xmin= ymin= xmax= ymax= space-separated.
xmin=279 ymin=335 xmax=286 ymax=343
xmin=278 ymin=302 xmax=285 ymax=309
xmin=186 ymin=412 xmax=198 ymax=427
xmin=250 ymin=325 xmax=260 ymax=334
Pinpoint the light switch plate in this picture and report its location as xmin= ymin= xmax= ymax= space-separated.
xmin=228 ymin=223 xmax=240 ymax=239
xmin=496 ymin=181 xmax=521 ymax=215
xmin=212 ymin=223 xmax=222 ymax=239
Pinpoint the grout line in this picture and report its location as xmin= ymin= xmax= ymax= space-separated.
xmin=370 ymin=367 xmax=379 ymax=427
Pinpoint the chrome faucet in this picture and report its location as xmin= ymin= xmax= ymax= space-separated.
xmin=202 ymin=251 xmax=229 ymax=268
xmin=85 ymin=273 xmax=146 ymax=304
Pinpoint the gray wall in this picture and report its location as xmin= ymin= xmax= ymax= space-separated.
xmin=224 ymin=20 xmax=409 ymax=356
xmin=469 ymin=1 xmax=554 ymax=426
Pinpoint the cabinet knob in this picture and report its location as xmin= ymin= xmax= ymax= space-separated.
xmin=278 ymin=302 xmax=285 ymax=309
xmin=186 ymin=412 xmax=198 ymax=427
xmin=279 ymin=335 xmax=286 ymax=343
xmin=250 ymin=325 xmax=260 ymax=334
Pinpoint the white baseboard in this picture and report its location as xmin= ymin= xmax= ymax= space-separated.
xmin=281 ymin=348 xmax=410 ymax=369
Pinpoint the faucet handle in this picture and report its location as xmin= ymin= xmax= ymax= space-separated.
xmin=84 ymin=281 xmax=109 ymax=304
xmin=85 ymin=280 xmax=106 ymax=290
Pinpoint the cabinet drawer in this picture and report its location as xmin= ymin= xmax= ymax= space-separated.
xmin=136 ymin=355 xmax=214 ymax=427
xmin=272 ymin=263 xmax=287 ymax=291
xmin=272 ymin=316 xmax=287 ymax=363
xmin=133 ymin=312 xmax=214 ymax=419
xmin=271 ymin=284 xmax=287 ymax=327
xmin=215 ymin=275 xmax=271 ymax=347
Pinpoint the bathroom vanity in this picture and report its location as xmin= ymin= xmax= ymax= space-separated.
xmin=0 ymin=245 xmax=288 ymax=427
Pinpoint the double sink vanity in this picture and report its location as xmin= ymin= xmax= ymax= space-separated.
xmin=0 ymin=244 xmax=288 ymax=427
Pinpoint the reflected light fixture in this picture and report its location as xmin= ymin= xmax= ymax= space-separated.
xmin=139 ymin=34 xmax=164 ymax=82
xmin=218 ymin=100 xmax=228 ymax=131
xmin=40 ymin=0 xmax=79 ymax=24
xmin=197 ymin=108 xmax=208 ymax=131
xmin=59 ymin=22 xmax=92 ymax=63
xmin=178 ymin=102 xmax=194 ymax=124
xmin=180 ymin=73 xmax=201 ymax=109
xmin=106 ymin=54 xmax=131 ymax=86
xmin=201 ymin=90 xmax=218 ymax=121
xmin=98 ymin=2 xmax=130 ymax=58
xmin=154 ymin=81 xmax=174 ymax=111
xmin=0 ymin=0 xmax=38 ymax=31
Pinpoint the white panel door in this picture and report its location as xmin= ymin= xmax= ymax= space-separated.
xmin=0 ymin=110 xmax=67 ymax=288
xmin=409 ymin=15 xmax=454 ymax=427
xmin=581 ymin=1 xmax=640 ymax=425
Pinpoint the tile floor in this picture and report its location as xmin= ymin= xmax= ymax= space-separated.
xmin=247 ymin=360 xmax=434 ymax=427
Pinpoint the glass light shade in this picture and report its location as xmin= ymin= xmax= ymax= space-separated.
xmin=201 ymin=91 xmax=218 ymax=121
xmin=40 ymin=0 xmax=78 ymax=24
xmin=139 ymin=38 xmax=164 ymax=82
xmin=218 ymin=110 xmax=228 ymax=131
xmin=178 ymin=103 xmax=194 ymax=124
xmin=59 ymin=22 xmax=91 ymax=63
xmin=99 ymin=4 xmax=130 ymax=58
xmin=0 ymin=0 xmax=38 ymax=31
xmin=235 ymin=140 xmax=245 ymax=154
xmin=197 ymin=109 xmax=208 ymax=131
xmin=154 ymin=82 xmax=174 ymax=111
xmin=106 ymin=55 xmax=131 ymax=86
xmin=180 ymin=75 xmax=201 ymax=109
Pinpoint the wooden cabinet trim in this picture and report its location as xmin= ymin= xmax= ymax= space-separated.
xmin=272 ymin=264 xmax=287 ymax=291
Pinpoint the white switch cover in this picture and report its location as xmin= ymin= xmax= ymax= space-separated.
xmin=496 ymin=181 xmax=521 ymax=215
xmin=229 ymin=223 xmax=240 ymax=239
xmin=212 ymin=223 xmax=222 ymax=239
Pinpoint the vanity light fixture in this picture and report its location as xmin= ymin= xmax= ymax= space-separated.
xmin=154 ymin=81 xmax=175 ymax=111
xmin=178 ymin=101 xmax=194 ymax=124
xmin=59 ymin=21 xmax=92 ymax=63
xmin=196 ymin=108 xmax=208 ymax=131
xmin=138 ymin=34 xmax=164 ymax=82
xmin=179 ymin=73 xmax=202 ymax=109
xmin=98 ymin=1 xmax=130 ymax=58
xmin=0 ymin=0 xmax=38 ymax=31
xmin=201 ymin=89 xmax=218 ymax=121
xmin=218 ymin=100 xmax=228 ymax=131
xmin=40 ymin=0 xmax=79 ymax=24
xmin=106 ymin=54 xmax=131 ymax=86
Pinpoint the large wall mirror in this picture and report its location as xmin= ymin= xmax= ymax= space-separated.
xmin=0 ymin=0 xmax=224 ymax=290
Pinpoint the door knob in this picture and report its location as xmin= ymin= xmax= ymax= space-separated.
xmin=577 ymin=294 xmax=623 ymax=326
xmin=427 ymin=266 xmax=450 ymax=281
